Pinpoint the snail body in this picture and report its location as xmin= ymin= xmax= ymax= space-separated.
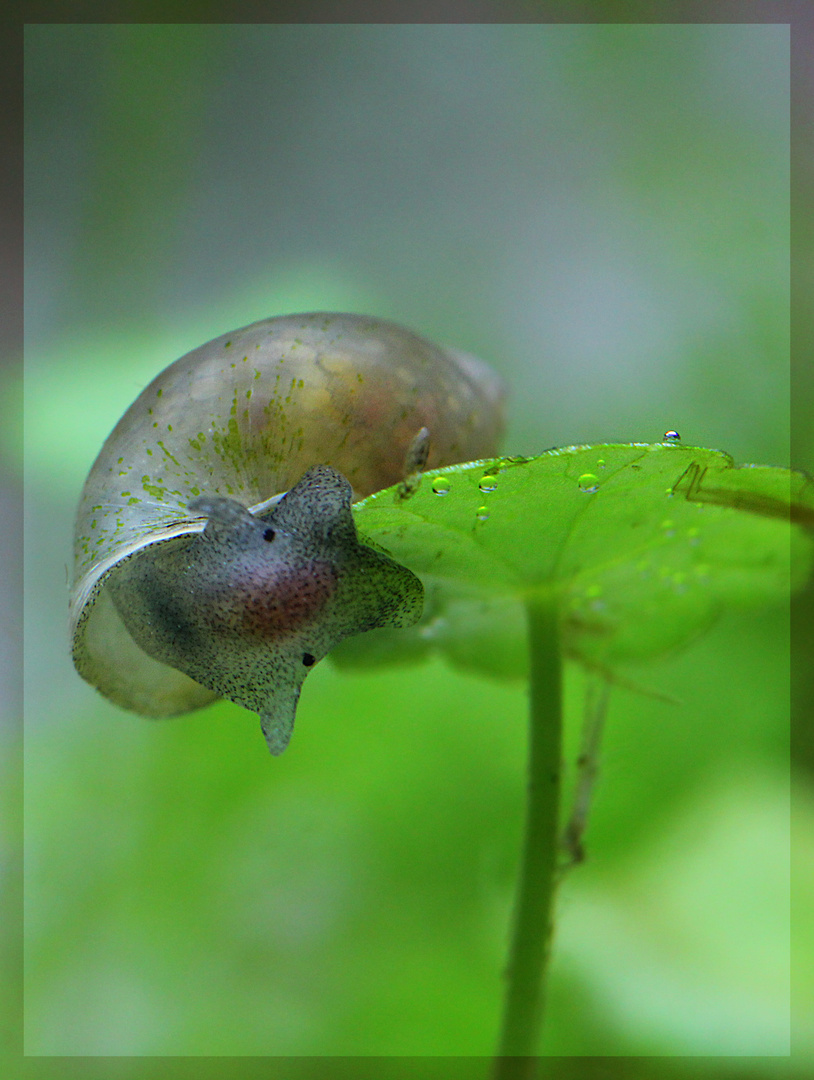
xmin=70 ymin=312 xmax=505 ymax=753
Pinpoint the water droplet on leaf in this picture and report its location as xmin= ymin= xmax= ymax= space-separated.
xmin=432 ymin=478 xmax=451 ymax=496
xmin=578 ymin=473 xmax=599 ymax=493
xmin=478 ymin=475 xmax=498 ymax=493
xmin=663 ymin=430 xmax=681 ymax=442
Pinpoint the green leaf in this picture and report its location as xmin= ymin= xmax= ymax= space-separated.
xmin=336 ymin=444 xmax=814 ymax=679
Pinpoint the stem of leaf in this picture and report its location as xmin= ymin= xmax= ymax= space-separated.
xmin=493 ymin=597 xmax=562 ymax=1078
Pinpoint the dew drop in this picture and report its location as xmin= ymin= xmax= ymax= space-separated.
xmin=478 ymin=475 xmax=498 ymax=493
xmin=663 ymin=430 xmax=681 ymax=442
xmin=476 ymin=506 xmax=490 ymax=522
xmin=432 ymin=478 xmax=451 ymax=496
xmin=578 ymin=473 xmax=599 ymax=493
xmin=596 ymin=458 xmax=605 ymax=468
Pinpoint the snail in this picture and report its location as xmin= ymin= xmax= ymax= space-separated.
xmin=70 ymin=312 xmax=505 ymax=754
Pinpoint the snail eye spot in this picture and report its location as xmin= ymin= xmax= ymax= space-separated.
xmin=263 ymin=528 xmax=275 ymax=542
xmin=302 ymin=653 xmax=316 ymax=667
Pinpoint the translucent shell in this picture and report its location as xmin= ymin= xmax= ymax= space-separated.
xmin=70 ymin=312 xmax=505 ymax=751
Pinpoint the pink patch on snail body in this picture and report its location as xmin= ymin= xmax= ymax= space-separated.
xmin=235 ymin=560 xmax=338 ymax=639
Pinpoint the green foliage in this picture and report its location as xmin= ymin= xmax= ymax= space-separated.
xmin=337 ymin=444 xmax=812 ymax=676
xmin=341 ymin=442 xmax=811 ymax=1062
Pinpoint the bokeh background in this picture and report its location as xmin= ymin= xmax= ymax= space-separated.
xmin=16 ymin=20 xmax=806 ymax=1069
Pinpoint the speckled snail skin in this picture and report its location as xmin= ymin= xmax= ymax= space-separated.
xmin=70 ymin=312 xmax=505 ymax=754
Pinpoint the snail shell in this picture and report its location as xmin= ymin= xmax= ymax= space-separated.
xmin=70 ymin=312 xmax=505 ymax=753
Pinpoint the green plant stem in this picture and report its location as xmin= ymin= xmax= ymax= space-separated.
xmin=493 ymin=597 xmax=563 ymax=1078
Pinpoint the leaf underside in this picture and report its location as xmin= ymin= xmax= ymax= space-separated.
xmin=334 ymin=443 xmax=813 ymax=680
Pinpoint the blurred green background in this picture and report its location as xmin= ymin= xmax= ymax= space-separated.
xmin=17 ymin=22 xmax=804 ymax=1067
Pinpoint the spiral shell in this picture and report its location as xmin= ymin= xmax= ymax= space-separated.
xmin=70 ymin=312 xmax=505 ymax=752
